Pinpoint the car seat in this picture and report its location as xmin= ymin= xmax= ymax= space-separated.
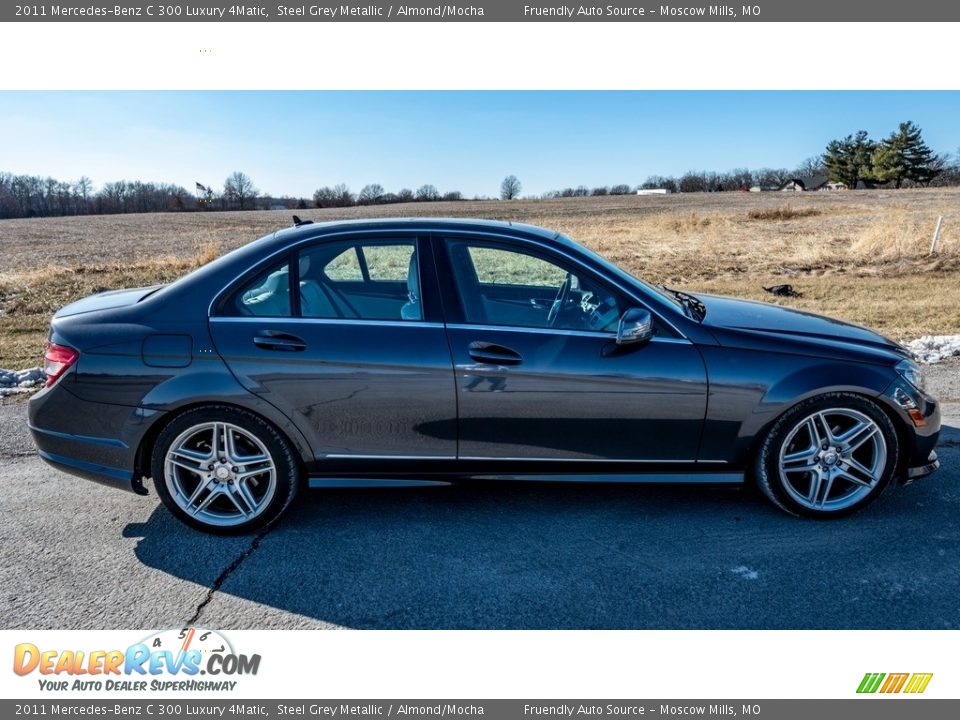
xmin=400 ymin=251 xmax=421 ymax=320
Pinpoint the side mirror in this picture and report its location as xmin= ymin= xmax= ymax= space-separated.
xmin=616 ymin=308 xmax=653 ymax=346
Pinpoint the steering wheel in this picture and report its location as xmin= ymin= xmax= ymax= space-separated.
xmin=546 ymin=273 xmax=573 ymax=327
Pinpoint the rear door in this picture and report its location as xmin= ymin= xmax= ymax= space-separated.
xmin=209 ymin=233 xmax=457 ymax=462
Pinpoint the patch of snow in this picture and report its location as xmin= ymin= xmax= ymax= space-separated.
xmin=0 ymin=367 xmax=44 ymax=396
xmin=905 ymin=334 xmax=960 ymax=364
xmin=731 ymin=566 xmax=759 ymax=580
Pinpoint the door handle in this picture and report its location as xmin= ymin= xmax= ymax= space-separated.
xmin=253 ymin=331 xmax=307 ymax=352
xmin=468 ymin=341 xmax=523 ymax=366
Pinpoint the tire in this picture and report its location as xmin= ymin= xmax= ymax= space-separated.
xmin=151 ymin=405 xmax=300 ymax=535
xmin=754 ymin=393 xmax=899 ymax=518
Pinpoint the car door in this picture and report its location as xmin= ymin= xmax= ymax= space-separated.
xmin=437 ymin=235 xmax=708 ymax=463
xmin=208 ymin=234 xmax=457 ymax=462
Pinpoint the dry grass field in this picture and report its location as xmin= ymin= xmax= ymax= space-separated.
xmin=1 ymin=187 xmax=959 ymax=369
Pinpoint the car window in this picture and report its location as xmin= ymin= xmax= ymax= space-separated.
xmin=299 ymin=239 xmax=421 ymax=321
xmin=363 ymin=244 xmax=414 ymax=281
xmin=447 ymin=241 xmax=622 ymax=333
xmin=468 ymin=246 xmax=567 ymax=287
xmin=232 ymin=258 xmax=292 ymax=317
xmin=324 ymin=247 xmax=363 ymax=281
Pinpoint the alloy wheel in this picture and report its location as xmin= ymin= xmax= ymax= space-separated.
xmin=777 ymin=408 xmax=887 ymax=512
xmin=163 ymin=421 xmax=278 ymax=528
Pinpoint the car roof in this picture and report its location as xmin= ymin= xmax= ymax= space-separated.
xmin=272 ymin=216 xmax=561 ymax=243
xmin=145 ymin=217 xmax=573 ymax=312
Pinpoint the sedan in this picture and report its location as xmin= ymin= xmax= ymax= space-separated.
xmin=28 ymin=218 xmax=941 ymax=533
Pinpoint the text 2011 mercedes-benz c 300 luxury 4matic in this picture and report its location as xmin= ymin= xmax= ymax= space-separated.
xmin=29 ymin=218 xmax=940 ymax=533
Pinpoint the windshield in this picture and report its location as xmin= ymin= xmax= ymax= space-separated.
xmin=556 ymin=234 xmax=683 ymax=308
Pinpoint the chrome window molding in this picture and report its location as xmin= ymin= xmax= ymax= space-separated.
xmin=209 ymin=316 xmax=445 ymax=330
xmin=445 ymin=323 xmax=691 ymax=344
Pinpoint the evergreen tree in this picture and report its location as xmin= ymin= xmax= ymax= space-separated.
xmin=823 ymin=131 xmax=876 ymax=189
xmin=872 ymin=121 xmax=941 ymax=187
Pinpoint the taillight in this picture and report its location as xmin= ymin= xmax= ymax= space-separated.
xmin=43 ymin=343 xmax=79 ymax=387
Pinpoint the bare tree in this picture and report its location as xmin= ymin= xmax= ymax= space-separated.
xmin=500 ymin=174 xmax=522 ymax=200
xmin=415 ymin=184 xmax=440 ymax=201
xmin=333 ymin=183 xmax=355 ymax=207
xmin=794 ymin=155 xmax=827 ymax=178
xmin=223 ymin=171 xmax=258 ymax=210
xmin=74 ymin=176 xmax=93 ymax=211
xmin=358 ymin=183 xmax=386 ymax=205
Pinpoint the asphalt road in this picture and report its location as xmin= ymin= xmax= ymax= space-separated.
xmin=1 ymin=362 xmax=958 ymax=630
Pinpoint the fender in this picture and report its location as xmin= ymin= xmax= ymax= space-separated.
xmin=136 ymin=369 xmax=315 ymax=469
xmin=697 ymin=346 xmax=897 ymax=467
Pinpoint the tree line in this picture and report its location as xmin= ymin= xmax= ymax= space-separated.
xmin=595 ymin=121 xmax=956 ymax=196
xmin=0 ymin=169 xmax=481 ymax=220
xmin=2 ymin=122 xmax=958 ymax=219
xmin=311 ymin=182 xmax=467 ymax=208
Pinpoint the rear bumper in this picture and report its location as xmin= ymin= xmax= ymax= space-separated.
xmin=34 ymin=445 xmax=134 ymax=489
xmin=28 ymin=382 xmax=152 ymax=495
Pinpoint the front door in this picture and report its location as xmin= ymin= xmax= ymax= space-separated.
xmin=440 ymin=238 xmax=708 ymax=462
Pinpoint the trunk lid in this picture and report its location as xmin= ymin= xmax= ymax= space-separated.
xmin=53 ymin=286 xmax=162 ymax=319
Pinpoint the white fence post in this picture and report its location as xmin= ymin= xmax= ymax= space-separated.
xmin=929 ymin=215 xmax=944 ymax=255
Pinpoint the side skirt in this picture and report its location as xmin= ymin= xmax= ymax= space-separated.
xmin=307 ymin=472 xmax=744 ymax=489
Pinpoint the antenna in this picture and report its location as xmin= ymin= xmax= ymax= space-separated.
xmin=292 ymin=215 xmax=314 ymax=227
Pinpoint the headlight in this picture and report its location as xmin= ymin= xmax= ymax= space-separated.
xmin=896 ymin=358 xmax=925 ymax=391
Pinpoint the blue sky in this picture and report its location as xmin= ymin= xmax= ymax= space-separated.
xmin=1 ymin=91 xmax=958 ymax=198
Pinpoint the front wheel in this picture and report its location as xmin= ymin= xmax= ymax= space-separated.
xmin=151 ymin=406 xmax=299 ymax=534
xmin=755 ymin=393 xmax=899 ymax=518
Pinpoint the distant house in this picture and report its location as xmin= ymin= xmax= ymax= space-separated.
xmin=636 ymin=188 xmax=673 ymax=195
xmin=854 ymin=179 xmax=894 ymax=190
xmin=778 ymin=174 xmax=833 ymax=191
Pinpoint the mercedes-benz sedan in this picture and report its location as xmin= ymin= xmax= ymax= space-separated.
xmin=29 ymin=218 xmax=941 ymax=533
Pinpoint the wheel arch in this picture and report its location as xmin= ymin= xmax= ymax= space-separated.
xmin=743 ymin=387 xmax=908 ymax=485
xmin=134 ymin=399 xmax=311 ymax=486
xmin=737 ymin=360 xmax=899 ymax=472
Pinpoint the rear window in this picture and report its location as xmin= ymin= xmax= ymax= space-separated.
xmin=229 ymin=258 xmax=292 ymax=317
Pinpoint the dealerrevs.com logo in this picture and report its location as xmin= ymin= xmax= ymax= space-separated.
xmin=857 ymin=672 xmax=933 ymax=694
xmin=13 ymin=627 xmax=261 ymax=692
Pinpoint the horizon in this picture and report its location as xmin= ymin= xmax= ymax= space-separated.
xmin=1 ymin=90 xmax=959 ymax=198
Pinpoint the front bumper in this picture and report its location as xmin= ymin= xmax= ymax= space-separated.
xmin=880 ymin=377 xmax=942 ymax=485
xmin=905 ymin=450 xmax=940 ymax=483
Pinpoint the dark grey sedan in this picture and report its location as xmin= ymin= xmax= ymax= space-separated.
xmin=28 ymin=218 xmax=940 ymax=533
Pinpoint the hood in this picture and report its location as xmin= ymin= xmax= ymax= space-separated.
xmin=54 ymin=286 xmax=163 ymax=318
xmin=698 ymin=294 xmax=908 ymax=363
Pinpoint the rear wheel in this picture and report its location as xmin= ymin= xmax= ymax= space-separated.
xmin=755 ymin=393 xmax=898 ymax=518
xmin=151 ymin=406 xmax=299 ymax=534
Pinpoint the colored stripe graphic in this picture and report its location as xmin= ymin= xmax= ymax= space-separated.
xmin=857 ymin=673 xmax=885 ymax=693
xmin=904 ymin=673 xmax=934 ymax=694
xmin=857 ymin=672 xmax=932 ymax=694
xmin=880 ymin=673 xmax=909 ymax=693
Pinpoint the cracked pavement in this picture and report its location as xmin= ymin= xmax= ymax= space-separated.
xmin=1 ymin=360 xmax=958 ymax=630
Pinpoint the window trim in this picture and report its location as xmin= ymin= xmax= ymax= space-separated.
xmin=437 ymin=235 xmax=674 ymax=337
xmin=210 ymin=232 xmax=434 ymax=323
xmin=216 ymin=252 xmax=296 ymax=319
